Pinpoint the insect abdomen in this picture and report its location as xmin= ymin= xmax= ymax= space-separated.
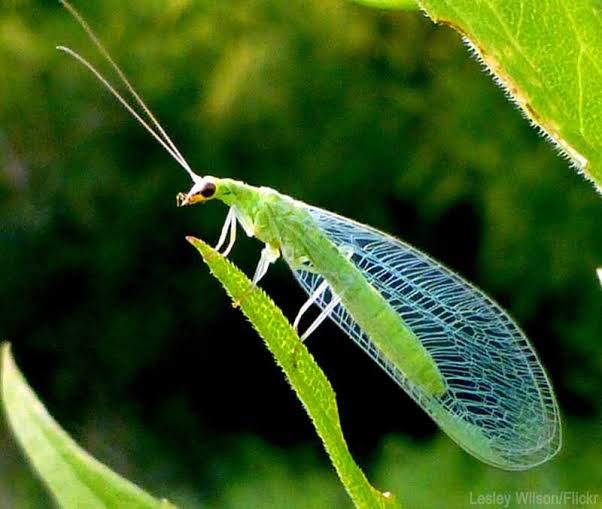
xmin=292 ymin=215 xmax=446 ymax=397
xmin=329 ymin=259 xmax=446 ymax=396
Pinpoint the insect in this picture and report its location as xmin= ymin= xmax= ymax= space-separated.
xmin=58 ymin=1 xmax=560 ymax=471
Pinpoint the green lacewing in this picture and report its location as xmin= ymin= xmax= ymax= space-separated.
xmin=58 ymin=1 xmax=560 ymax=470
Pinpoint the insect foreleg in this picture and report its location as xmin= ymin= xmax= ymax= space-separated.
xmin=215 ymin=207 xmax=236 ymax=253
xmin=222 ymin=209 xmax=238 ymax=257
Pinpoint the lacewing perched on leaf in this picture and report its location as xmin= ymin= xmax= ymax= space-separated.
xmin=58 ymin=1 xmax=561 ymax=470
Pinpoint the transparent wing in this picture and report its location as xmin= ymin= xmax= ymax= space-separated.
xmin=290 ymin=206 xmax=560 ymax=470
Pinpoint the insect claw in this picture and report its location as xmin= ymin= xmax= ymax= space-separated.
xmin=176 ymin=192 xmax=188 ymax=207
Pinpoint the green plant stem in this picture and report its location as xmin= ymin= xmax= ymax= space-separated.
xmin=187 ymin=237 xmax=400 ymax=509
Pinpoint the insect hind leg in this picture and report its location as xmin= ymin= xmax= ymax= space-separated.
xmin=293 ymin=280 xmax=329 ymax=330
xmin=294 ymin=247 xmax=351 ymax=341
xmin=300 ymin=289 xmax=342 ymax=342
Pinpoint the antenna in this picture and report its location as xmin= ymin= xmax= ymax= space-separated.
xmin=57 ymin=0 xmax=201 ymax=181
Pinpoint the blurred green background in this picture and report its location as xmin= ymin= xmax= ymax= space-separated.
xmin=1 ymin=1 xmax=601 ymax=508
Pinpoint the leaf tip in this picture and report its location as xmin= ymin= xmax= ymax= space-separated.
xmin=1 ymin=341 xmax=14 ymax=384
xmin=1 ymin=341 xmax=11 ymax=360
xmin=186 ymin=236 xmax=217 ymax=263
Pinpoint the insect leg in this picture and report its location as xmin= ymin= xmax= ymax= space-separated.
xmin=252 ymin=245 xmax=280 ymax=285
xmin=295 ymin=248 xmax=351 ymax=340
xmin=292 ymin=280 xmax=329 ymax=331
xmin=221 ymin=210 xmax=238 ymax=257
xmin=215 ymin=208 xmax=236 ymax=252
xmin=300 ymin=290 xmax=342 ymax=342
xmin=233 ymin=245 xmax=280 ymax=308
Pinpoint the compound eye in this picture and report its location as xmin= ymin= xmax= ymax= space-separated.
xmin=200 ymin=182 xmax=216 ymax=198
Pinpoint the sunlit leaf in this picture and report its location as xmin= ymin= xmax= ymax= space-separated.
xmin=0 ymin=343 xmax=176 ymax=509
xmin=417 ymin=0 xmax=602 ymax=192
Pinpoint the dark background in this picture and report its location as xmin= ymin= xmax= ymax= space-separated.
xmin=1 ymin=1 xmax=601 ymax=507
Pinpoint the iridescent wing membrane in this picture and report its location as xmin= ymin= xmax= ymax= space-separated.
xmin=291 ymin=206 xmax=560 ymax=470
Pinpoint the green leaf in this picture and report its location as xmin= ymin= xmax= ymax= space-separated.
xmin=187 ymin=237 xmax=400 ymax=509
xmin=0 ymin=343 xmax=176 ymax=509
xmin=349 ymin=0 xmax=418 ymax=10
xmin=416 ymin=0 xmax=602 ymax=192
